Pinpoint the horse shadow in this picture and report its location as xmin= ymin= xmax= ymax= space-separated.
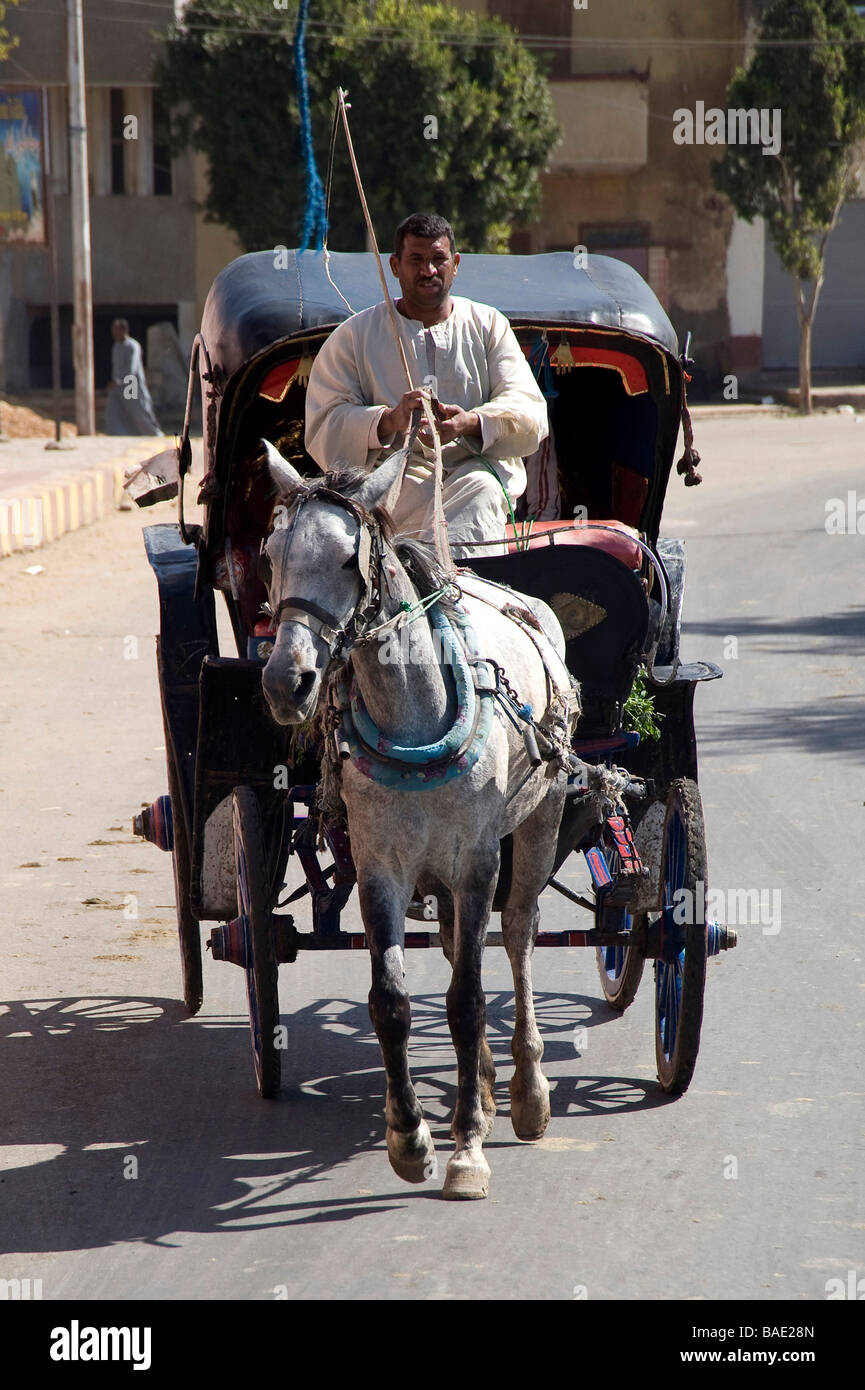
xmin=0 ymin=985 xmax=664 ymax=1249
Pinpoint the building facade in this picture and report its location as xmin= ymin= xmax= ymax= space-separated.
xmin=1 ymin=1 xmax=862 ymax=399
xmin=0 ymin=0 xmax=240 ymax=397
xmin=487 ymin=0 xmax=864 ymax=386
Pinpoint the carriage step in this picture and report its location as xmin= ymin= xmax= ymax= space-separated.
xmin=132 ymin=795 xmax=173 ymax=851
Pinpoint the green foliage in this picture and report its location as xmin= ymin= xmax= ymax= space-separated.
xmin=622 ymin=667 xmax=663 ymax=744
xmin=711 ymin=0 xmax=865 ymax=282
xmin=0 ymin=0 xmax=20 ymax=65
xmin=155 ymin=0 xmax=559 ymax=252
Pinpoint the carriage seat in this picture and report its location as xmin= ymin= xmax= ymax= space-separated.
xmin=501 ymin=519 xmax=642 ymax=571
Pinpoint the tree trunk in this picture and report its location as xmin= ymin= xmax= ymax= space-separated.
xmin=798 ymin=315 xmax=812 ymax=415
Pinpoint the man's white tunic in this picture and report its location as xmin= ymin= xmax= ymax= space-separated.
xmin=304 ymin=297 xmax=548 ymax=543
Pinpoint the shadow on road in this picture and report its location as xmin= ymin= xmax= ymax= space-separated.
xmin=0 ymin=987 xmax=663 ymax=1251
xmin=687 ymin=607 xmax=865 ymax=658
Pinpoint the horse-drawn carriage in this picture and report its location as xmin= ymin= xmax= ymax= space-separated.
xmin=135 ymin=249 xmax=736 ymax=1195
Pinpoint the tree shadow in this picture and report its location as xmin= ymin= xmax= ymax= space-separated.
xmin=682 ymin=610 xmax=865 ymax=754
xmin=0 ymin=985 xmax=662 ymax=1250
xmin=685 ymin=608 xmax=865 ymax=658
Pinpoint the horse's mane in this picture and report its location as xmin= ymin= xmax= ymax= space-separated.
xmin=390 ymin=536 xmax=460 ymax=619
xmin=272 ymin=466 xmax=459 ymax=619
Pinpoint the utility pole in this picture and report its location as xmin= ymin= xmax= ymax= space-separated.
xmin=67 ymin=0 xmax=95 ymax=435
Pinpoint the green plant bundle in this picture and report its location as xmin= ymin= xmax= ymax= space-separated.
xmin=622 ymin=667 xmax=663 ymax=743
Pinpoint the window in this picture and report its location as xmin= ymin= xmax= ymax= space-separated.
xmin=153 ymin=88 xmax=172 ymax=196
xmin=110 ymin=88 xmax=126 ymax=195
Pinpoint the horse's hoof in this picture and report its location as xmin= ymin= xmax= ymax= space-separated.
xmin=442 ymin=1151 xmax=490 ymax=1200
xmin=386 ymin=1121 xmax=437 ymax=1185
xmin=510 ymin=1074 xmax=551 ymax=1141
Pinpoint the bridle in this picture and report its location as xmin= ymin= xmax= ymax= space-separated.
xmin=261 ymin=488 xmax=387 ymax=661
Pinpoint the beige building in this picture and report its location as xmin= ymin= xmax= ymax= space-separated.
xmin=492 ymin=0 xmax=864 ymax=383
xmin=0 ymin=0 xmax=241 ymax=399
xmin=484 ymin=0 xmax=764 ymax=386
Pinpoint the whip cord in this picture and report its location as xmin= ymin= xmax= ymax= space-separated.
xmin=334 ymin=86 xmax=454 ymax=577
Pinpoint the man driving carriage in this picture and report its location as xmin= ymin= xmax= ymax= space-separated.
xmin=304 ymin=212 xmax=549 ymax=550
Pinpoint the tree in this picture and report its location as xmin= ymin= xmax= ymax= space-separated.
xmin=712 ymin=0 xmax=865 ymax=413
xmin=0 ymin=1 xmax=20 ymax=65
xmin=155 ymin=0 xmax=560 ymax=253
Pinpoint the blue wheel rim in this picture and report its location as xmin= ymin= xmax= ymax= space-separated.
xmin=655 ymin=808 xmax=687 ymax=1061
xmin=600 ymin=907 xmax=631 ymax=981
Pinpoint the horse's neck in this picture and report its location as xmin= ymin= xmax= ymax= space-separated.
xmin=349 ymin=550 xmax=453 ymax=742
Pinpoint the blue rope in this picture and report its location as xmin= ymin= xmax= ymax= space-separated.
xmin=294 ymin=0 xmax=327 ymax=252
xmin=528 ymin=335 xmax=558 ymax=401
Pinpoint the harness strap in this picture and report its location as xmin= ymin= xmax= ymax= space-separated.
xmin=274 ymin=596 xmax=345 ymax=650
xmin=456 ymin=572 xmax=574 ymax=709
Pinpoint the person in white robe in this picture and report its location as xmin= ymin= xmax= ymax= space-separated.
xmin=104 ymin=319 xmax=163 ymax=437
xmin=304 ymin=213 xmax=548 ymax=552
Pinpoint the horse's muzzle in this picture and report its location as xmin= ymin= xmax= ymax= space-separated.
xmin=261 ymin=661 xmax=319 ymax=726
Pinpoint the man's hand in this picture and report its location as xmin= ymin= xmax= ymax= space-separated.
xmin=422 ymin=402 xmax=481 ymax=446
xmin=378 ymin=392 xmax=482 ymax=447
xmin=378 ymin=388 xmax=430 ymax=442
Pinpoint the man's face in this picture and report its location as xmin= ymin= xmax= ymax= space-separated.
xmin=111 ymin=323 xmax=127 ymax=342
xmin=389 ymin=234 xmax=459 ymax=309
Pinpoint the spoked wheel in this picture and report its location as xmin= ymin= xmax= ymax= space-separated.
xmin=596 ymin=907 xmax=645 ymax=1011
xmin=166 ymin=743 xmax=203 ymax=1015
xmin=654 ymin=778 xmax=708 ymax=1095
xmin=594 ymin=814 xmax=647 ymax=1011
xmin=233 ymin=785 xmax=280 ymax=1098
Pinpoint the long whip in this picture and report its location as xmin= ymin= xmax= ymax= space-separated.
xmin=335 ymin=87 xmax=454 ymax=577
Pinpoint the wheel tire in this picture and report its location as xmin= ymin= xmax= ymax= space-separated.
xmin=166 ymin=744 xmax=203 ymax=1016
xmin=596 ymin=911 xmax=645 ymax=1011
xmin=595 ymin=815 xmax=646 ymax=1011
xmin=654 ymin=778 xmax=708 ymax=1095
xmin=233 ymin=786 xmax=281 ymax=1099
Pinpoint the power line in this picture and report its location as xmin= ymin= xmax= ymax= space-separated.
xmin=16 ymin=5 xmax=865 ymax=48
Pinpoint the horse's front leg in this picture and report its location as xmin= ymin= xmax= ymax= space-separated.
xmin=358 ymin=867 xmax=436 ymax=1185
xmin=443 ymin=846 xmax=498 ymax=1200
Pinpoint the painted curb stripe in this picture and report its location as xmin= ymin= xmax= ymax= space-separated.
xmin=0 ymin=445 xmax=155 ymax=558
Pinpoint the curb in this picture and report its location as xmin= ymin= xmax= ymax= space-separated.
xmin=0 ymin=441 xmax=156 ymax=559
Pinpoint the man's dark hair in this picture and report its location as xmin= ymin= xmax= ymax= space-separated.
xmin=393 ymin=213 xmax=455 ymax=259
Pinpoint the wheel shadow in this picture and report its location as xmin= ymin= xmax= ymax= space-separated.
xmin=0 ymin=986 xmax=662 ymax=1250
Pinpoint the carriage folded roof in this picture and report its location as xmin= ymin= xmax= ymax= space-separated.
xmin=201 ymin=249 xmax=681 ymax=378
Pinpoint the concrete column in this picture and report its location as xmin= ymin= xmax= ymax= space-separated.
xmin=726 ymin=214 xmax=765 ymax=373
xmin=67 ymin=0 xmax=95 ymax=435
xmin=85 ymin=87 xmax=110 ymax=197
xmin=124 ymin=87 xmax=154 ymax=197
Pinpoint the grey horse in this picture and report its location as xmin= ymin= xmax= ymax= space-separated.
xmin=259 ymin=442 xmax=578 ymax=1199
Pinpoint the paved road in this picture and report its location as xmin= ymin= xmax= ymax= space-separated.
xmin=0 ymin=412 xmax=862 ymax=1303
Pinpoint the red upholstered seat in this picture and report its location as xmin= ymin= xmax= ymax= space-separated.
xmin=506 ymin=519 xmax=642 ymax=570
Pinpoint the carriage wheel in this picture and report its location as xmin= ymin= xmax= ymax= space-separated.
xmin=166 ymin=744 xmax=203 ymax=1016
xmin=233 ymin=786 xmax=281 ymax=1099
xmin=595 ymin=816 xmax=645 ymax=1010
xmin=654 ymin=778 xmax=708 ymax=1095
xmin=595 ymin=909 xmax=645 ymax=1011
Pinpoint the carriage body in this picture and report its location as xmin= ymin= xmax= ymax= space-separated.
xmin=138 ymin=249 xmax=733 ymax=1092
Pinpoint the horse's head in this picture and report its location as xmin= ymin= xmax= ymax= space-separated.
xmin=258 ymin=441 xmax=407 ymax=725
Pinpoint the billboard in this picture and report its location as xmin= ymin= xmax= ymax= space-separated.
xmin=0 ymin=89 xmax=45 ymax=244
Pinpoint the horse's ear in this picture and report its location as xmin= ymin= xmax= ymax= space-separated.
xmin=355 ymin=448 xmax=408 ymax=515
xmin=260 ymin=439 xmax=302 ymax=495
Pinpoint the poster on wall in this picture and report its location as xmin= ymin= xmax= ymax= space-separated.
xmin=0 ymin=88 xmax=45 ymax=244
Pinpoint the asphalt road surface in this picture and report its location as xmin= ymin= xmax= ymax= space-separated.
xmin=0 ymin=412 xmax=863 ymax=1305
